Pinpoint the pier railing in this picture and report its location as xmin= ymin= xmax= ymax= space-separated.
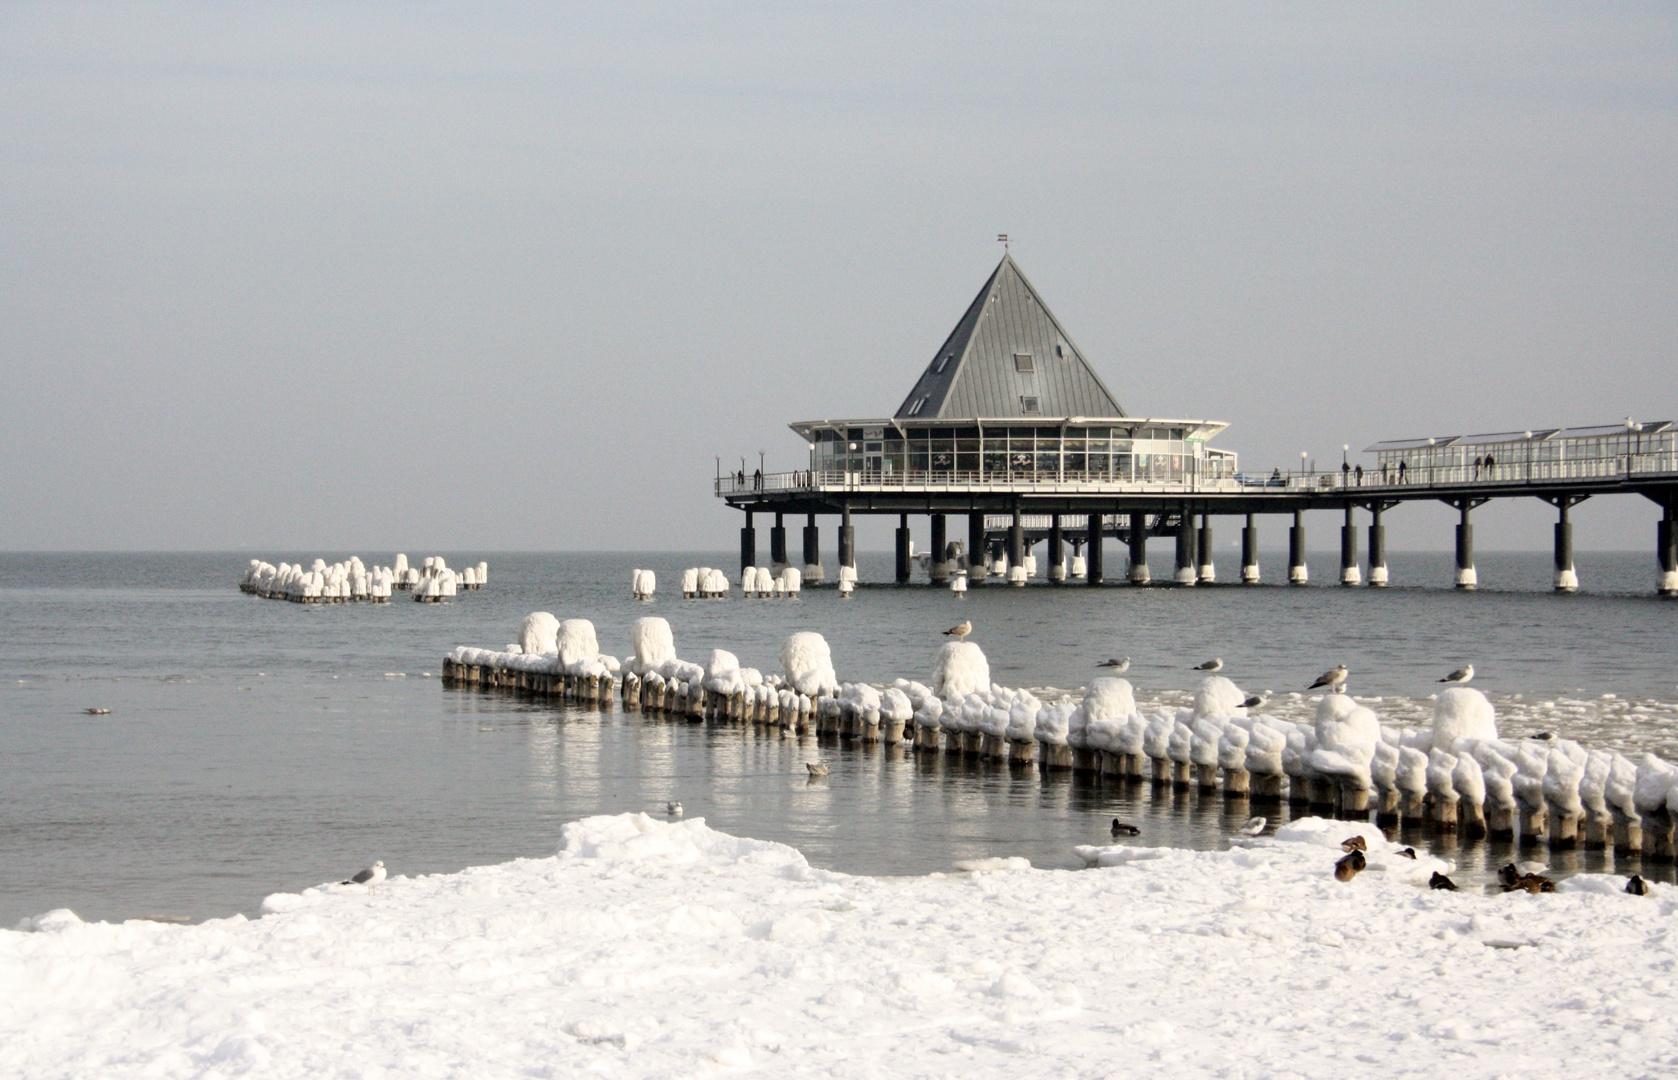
xmin=715 ymin=448 xmax=1678 ymax=500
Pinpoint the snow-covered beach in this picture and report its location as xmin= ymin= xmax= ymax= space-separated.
xmin=5 ymin=812 xmax=1675 ymax=1078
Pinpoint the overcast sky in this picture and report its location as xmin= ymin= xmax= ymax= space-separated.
xmin=3 ymin=3 xmax=1674 ymax=553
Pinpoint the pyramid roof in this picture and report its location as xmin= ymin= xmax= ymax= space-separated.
xmin=894 ymin=255 xmax=1126 ymax=420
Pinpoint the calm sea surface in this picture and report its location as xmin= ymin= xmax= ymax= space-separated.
xmin=3 ymin=550 xmax=1676 ymax=925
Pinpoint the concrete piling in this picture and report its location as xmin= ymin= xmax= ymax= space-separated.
xmin=1340 ymin=505 xmax=1361 ymax=586
xmin=1128 ymin=511 xmax=1150 ymax=584
xmin=1288 ymin=510 xmax=1308 ymax=585
xmin=930 ymin=513 xmax=949 ymax=584
xmin=1197 ymin=514 xmax=1215 ymax=583
xmin=1240 ymin=513 xmax=1259 ymax=584
xmin=802 ymin=514 xmax=824 ymax=584
xmin=1174 ymin=507 xmax=1197 ymax=585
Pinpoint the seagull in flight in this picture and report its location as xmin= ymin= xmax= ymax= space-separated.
xmin=943 ymin=620 xmax=972 ymax=639
xmin=1192 ymin=658 xmax=1223 ymax=672
xmin=1097 ymin=657 xmax=1131 ymax=672
xmin=341 ymin=860 xmax=386 ymax=887
xmin=1438 ymin=664 xmax=1475 ymax=685
xmin=1307 ymin=665 xmax=1349 ymax=693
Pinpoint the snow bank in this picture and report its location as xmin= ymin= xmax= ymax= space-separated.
xmin=932 ymin=641 xmax=990 ymax=698
xmin=7 ymin=813 xmax=1676 ymax=1080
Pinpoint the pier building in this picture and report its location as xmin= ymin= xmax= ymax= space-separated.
xmin=718 ymin=255 xmax=1678 ymax=594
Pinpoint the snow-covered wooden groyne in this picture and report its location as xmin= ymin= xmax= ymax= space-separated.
xmin=240 ymin=555 xmax=487 ymax=602
xmin=443 ymin=617 xmax=1678 ymax=862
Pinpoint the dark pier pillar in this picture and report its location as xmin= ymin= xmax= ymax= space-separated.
xmin=839 ymin=505 xmax=856 ymax=576
xmin=1008 ymin=510 xmax=1026 ymax=586
xmin=802 ymin=514 xmax=824 ymax=583
xmin=929 ymin=513 xmax=949 ymax=584
xmin=894 ymin=514 xmax=912 ymax=584
xmin=1454 ymin=502 xmax=1477 ymax=590
xmin=1340 ymin=505 xmax=1361 ymax=586
xmin=1087 ymin=513 xmax=1105 ymax=585
xmin=1553 ymin=500 xmax=1578 ymax=592
xmin=1048 ymin=515 xmax=1066 ymax=582
xmin=1241 ymin=513 xmax=1260 ymax=584
xmin=1368 ymin=505 xmax=1388 ymax=587
xmin=968 ymin=512 xmax=989 ymax=583
xmin=1128 ymin=511 xmax=1150 ymax=585
xmin=740 ymin=511 xmax=757 ymax=575
xmin=1660 ymin=500 xmax=1678 ymax=596
xmin=1288 ymin=510 xmax=1308 ymax=585
xmin=770 ymin=513 xmax=788 ymax=571
xmin=1197 ymin=513 xmax=1215 ymax=583
xmin=1069 ymin=535 xmax=1086 ymax=580
xmin=1174 ymin=506 xmax=1197 ymax=585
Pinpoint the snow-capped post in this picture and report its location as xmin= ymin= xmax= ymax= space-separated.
xmin=1174 ymin=507 xmax=1196 ymax=586
xmin=1241 ymin=513 xmax=1260 ymax=583
xmin=1340 ymin=505 xmax=1361 ymax=586
xmin=1128 ymin=511 xmax=1150 ymax=584
xmin=802 ymin=514 xmax=824 ymax=585
xmin=929 ymin=514 xmax=949 ymax=584
xmin=1288 ymin=510 xmax=1308 ymax=585
xmin=1197 ymin=514 xmax=1215 ymax=583
xmin=1453 ymin=499 xmax=1479 ymax=589
xmin=1367 ymin=505 xmax=1389 ymax=587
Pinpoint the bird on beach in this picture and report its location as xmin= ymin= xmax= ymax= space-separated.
xmin=1333 ymin=850 xmax=1366 ymax=882
xmin=1110 ymin=819 xmax=1140 ymax=837
xmin=1429 ymin=872 xmax=1459 ymax=891
xmin=84 ymin=707 xmax=111 ymax=715
xmin=1307 ymin=665 xmax=1349 ymax=693
xmin=666 ymin=801 xmax=683 ymax=816
xmin=1626 ymin=875 xmax=1650 ymax=896
xmin=1191 ymin=658 xmax=1224 ymax=672
xmin=341 ymin=860 xmax=385 ymax=887
xmin=805 ymin=762 xmax=829 ymax=778
xmin=943 ymin=620 xmax=972 ymax=640
xmin=1438 ymin=664 xmax=1475 ymax=685
xmin=1341 ymin=835 xmax=1367 ymax=853
xmin=1240 ymin=816 xmax=1267 ymax=837
xmin=1097 ymin=657 xmax=1131 ymax=673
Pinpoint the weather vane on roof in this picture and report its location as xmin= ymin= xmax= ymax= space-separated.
xmin=997 ymin=233 xmax=1009 ymax=251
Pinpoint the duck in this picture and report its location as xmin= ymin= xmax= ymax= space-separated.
xmin=1110 ymin=818 xmax=1140 ymax=837
xmin=805 ymin=762 xmax=829 ymax=778
xmin=84 ymin=707 xmax=111 ymax=715
xmin=1340 ymin=835 xmax=1368 ymax=853
xmin=1429 ymin=871 xmax=1458 ymax=891
xmin=1626 ymin=875 xmax=1649 ymax=896
xmin=1333 ymin=850 xmax=1366 ymax=882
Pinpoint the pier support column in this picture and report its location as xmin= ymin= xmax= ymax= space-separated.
xmin=1197 ymin=514 xmax=1215 ymax=583
xmin=1659 ymin=495 xmax=1678 ymax=596
xmin=929 ymin=513 xmax=949 ymax=584
xmin=1450 ymin=499 xmax=1482 ymax=590
xmin=740 ymin=511 xmax=757 ymax=576
xmin=1288 ymin=510 xmax=1308 ymax=585
xmin=1550 ymin=498 xmax=1580 ymax=592
xmin=839 ymin=505 xmax=856 ymax=577
xmin=1174 ymin=506 xmax=1197 ymax=585
xmin=894 ymin=514 xmax=912 ymax=584
xmin=1367 ymin=505 xmax=1389 ymax=587
xmin=1128 ymin=511 xmax=1150 ymax=584
xmin=1069 ymin=535 xmax=1087 ymax=580
xmin=1087 ymin=514 xmax=1104 ymax=585
xmin=802 ymin=514 xmax=824 ymax=583
xmin=770 ymin=513 xmax=788 ymax=572
xmin=1241 ymin=514 xmax=1259 ymax=583
xmin=1008 ymin=511 xmax=1026 ymax=586
xmin=1340 ymin=505 xmax=1361 ymax=586
xmin=1048 ymin=515 xmax=1066 ymax=582
xmin=968 ymin=513 xmax=989 ymax=584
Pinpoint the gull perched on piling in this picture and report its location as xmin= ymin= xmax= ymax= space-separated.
xmin=1097 ymin=657 xmax=1131 ymax=672
xmin=943 ymin=620 xmax=972 ymax=640
xmin=1307 ymin=665 xmax=1349 ymax=693
xmin=1438 ymin=664 xmax=1475 ymax=685
xmin=341 ymin=860 xmax=386 ymax=887
xmin=1192 ymin=658 xmax=1224 ymax=672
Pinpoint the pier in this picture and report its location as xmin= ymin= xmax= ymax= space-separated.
xmin=716 ymin=255 xmax=1678 ymax=593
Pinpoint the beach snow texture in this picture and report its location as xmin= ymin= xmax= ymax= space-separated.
xmin=5 ymin=815 xmax=1677 ymax=1079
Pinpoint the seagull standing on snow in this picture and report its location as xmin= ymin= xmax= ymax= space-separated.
xmin=341 ymin=860 xmax=385 ymax=887
xmin=1097 ymin=657 xmax=1131 ymax=673
xmin=1308 ymin=665 xmax=1349 ymax=693
xmin=943 ymin=620 xmax=972 ymax=640
xmin=1438 ymin=664 xmax=1475 ymax=685
xmin=1192 ymin=658 xmax=1223 ymax=672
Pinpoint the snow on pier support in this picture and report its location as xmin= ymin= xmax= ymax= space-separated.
xmin=1048 ymin=515 xmax=1066 ymax=582
xmin=802 ymin=514 xmax=824 ymax=584
xmin=1173 ymin=508 xmax=1197 ymax=586
xmin=1197 ymin=514 xmax=1215 ymax=583
xmin=895 ymin=515 xmax=912 ymax=584
xmin=1128 ymin=511 xmax=1151 ymax=585
xmin=929 ymin=513 xmax=949 ymax=584
xmin=1367 ymin=505 xmax=1390 ymax=587
xmin=1288 ymin=510 xmax=1308 ymax=585
xmin=1086 ymin=514 xmax=1104 ymax=585
xmin=1340 ymin=505 xmax=1362 ymax=586
xmin=1241 ymin=513 xmax=1260 ymax=584
xmin=770 ymin=513 xmax=788 ymax=573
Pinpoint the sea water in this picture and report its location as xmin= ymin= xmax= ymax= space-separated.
xmin=2 ymin=550 xmax=1675 ymax=924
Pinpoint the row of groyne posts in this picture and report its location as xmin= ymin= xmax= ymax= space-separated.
xmin=240 ymin=555 xmax=489 ymax=603
xmin=739 ymin=496 xmax=1678 ymax=593
xmin=442 ymin=616 xmax=1678 ymax=863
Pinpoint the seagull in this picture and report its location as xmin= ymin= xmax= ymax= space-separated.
xmin=1191 ymin=658 xmax=1224 ymax=672
xmin=805 ymin=762 xmax=829 ymax=778
xmin=1438 ymin=664 xmax=1475 ymax=685
xmin=943 ymin=620 xmax=972 ymax=639
xmin=1307 ymin=665 xmax=1349 ymax=693
xmin=1240 ymin=816 xmax=1267 ymax=836
xmin=1110 ymin=818 xmax=1140 ymax=837
xmin=84 ymin=707 xmax=111 ymax=715
xmin=1097 ymin=657 xmax=1131 ymax=672
xmin=666 ymin=801 xmax=683 ymax=816
xmin=341 ymin=860 xmax=385 ymax=886
xmin=1240 ymin=694 xmax=1264 ymax=710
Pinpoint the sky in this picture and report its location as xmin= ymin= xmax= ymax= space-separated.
xmin=2 ymin=2 xmax=1675 ymax=553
